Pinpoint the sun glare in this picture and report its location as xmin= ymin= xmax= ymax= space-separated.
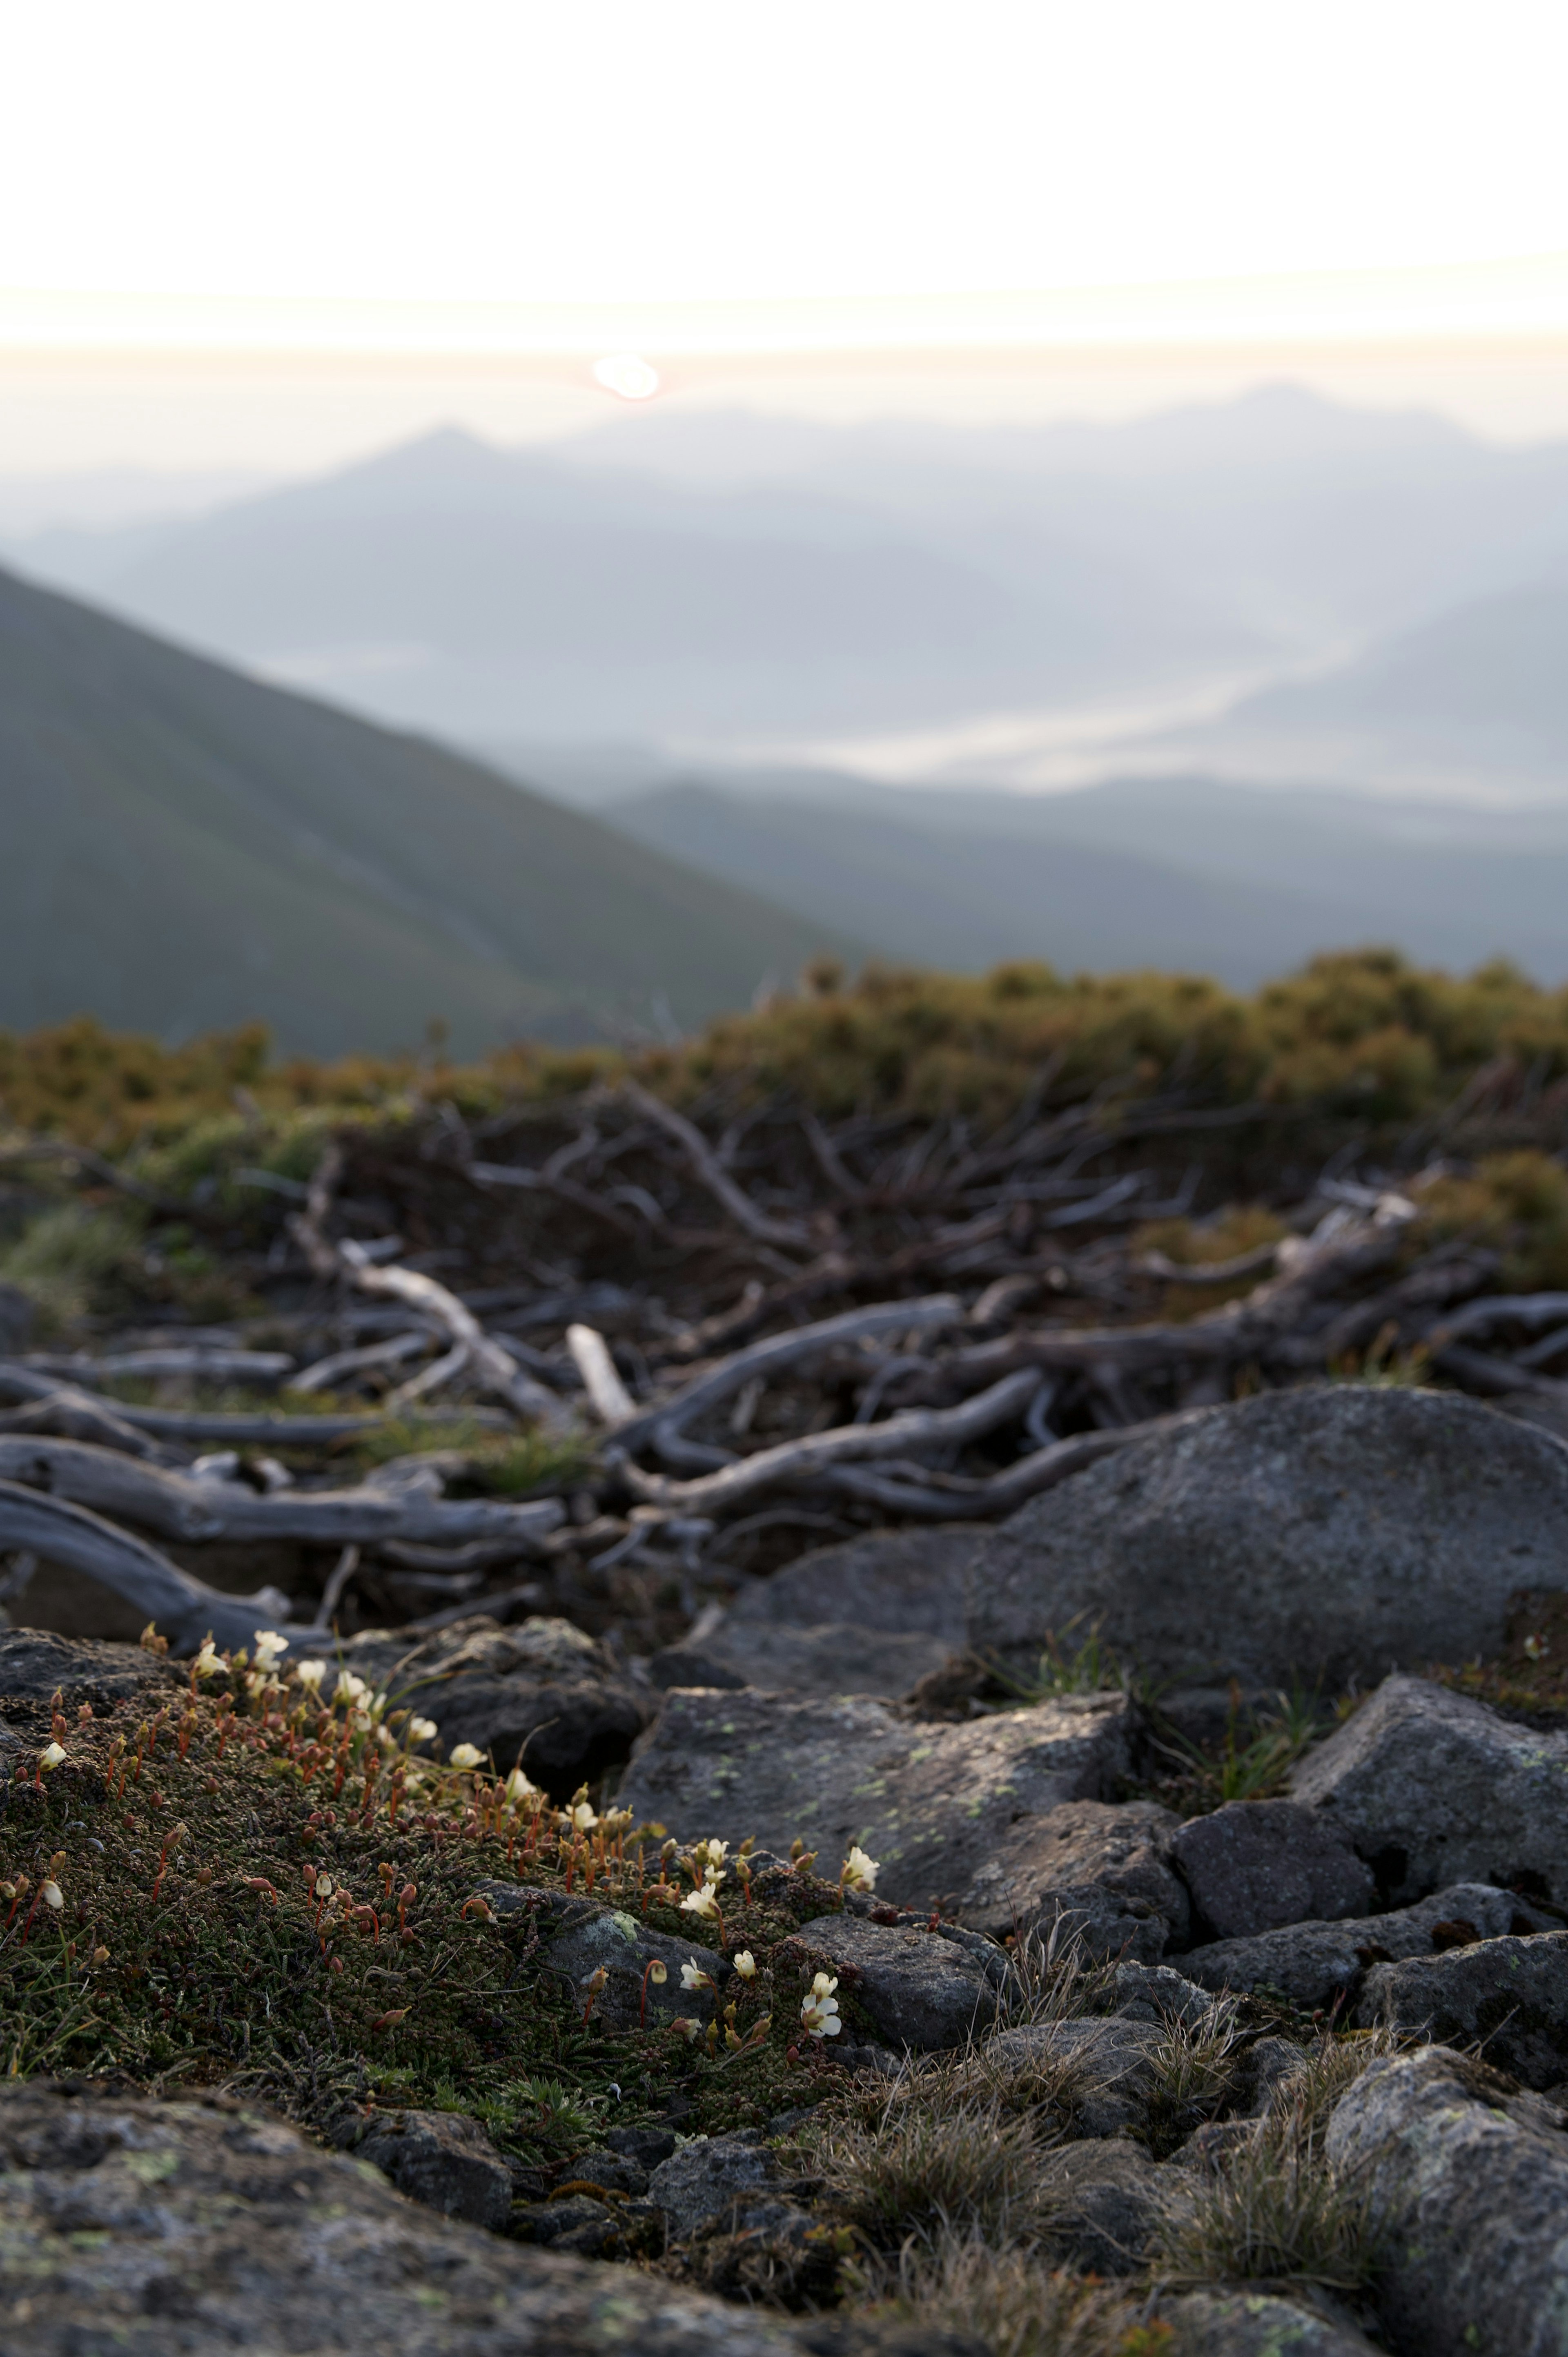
xmin=592 ymin=353 xmax=660 ymax=401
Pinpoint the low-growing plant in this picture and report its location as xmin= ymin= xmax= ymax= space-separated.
xmin=819 ymin=2062 xmax=1057 ymax=2254
xmin=1153 ymin=2097 xmax=1378 ymax=2295
xmin=849 ymin=2236 xmax=1166 ymax=2357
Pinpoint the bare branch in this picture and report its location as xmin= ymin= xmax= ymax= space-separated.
xmin=566 ymin=1325 xmax=637 ymax=1425
xmin=620 ymin=1079 xmax=813 ymax=1248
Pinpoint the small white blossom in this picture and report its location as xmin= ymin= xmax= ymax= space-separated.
xmin=38 ymin=1742 xmax=66 ymax=1771
xmin=841 ymin=1845 xmax=879 ymax=1893
xmin=801 ymin=1970 xmax=841 ymax=2038
xmin=253 ymin=1630 xmax=289 ymax=1671
xmin=332 ymin=1670 xmax=368 ymax=1707
xmin=680 ymin=1958 xmax=715 ymax=1992
xmin=733 ymin=1950 xmax=757 ymax=1980
xmin=41 ymin=1880 xmax=64 ymax=1911
xmin=295 ymin=1659 xmax=326 ymax=1692
xmin=408 ymin=1716 xmax=439 ymax=1745
xmin=192 ymin=1640 xmax=223 ymax=1681
xmin=566 ymin=1800 xmax=597 ymax=1835
xmin=506 ymin=1767 xmax=542 ymax=1804
xmin=646 ymin=1959 xmax=668 ymax=1985
xmin=448 ymin=1742 xmax=484 ymax=1771
xmin=680 ymin=1884 xmax=719 ymax=1920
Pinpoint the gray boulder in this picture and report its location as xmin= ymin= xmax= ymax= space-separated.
xmin=344 ymin=1614 xmax=650 ymax=1791
xmin=1159 ymin=2291 xmax=1379 ymax=2353
xmin=0 ymin=1625 xmax=176 ymax=1718
xmin=616 ymin=1686 xmax=1135 ymax=1913
xmin=1356 ymin=1932 xmax=1568 ymax=2089
xmin=1181 ymin=1882 xmax=1543 ymax=2009
xmin=1170 ymin=1799 xmax=1376 ymax=1941
xmin=726 ymin=1526 xmax=979 ymax=1642
xmin=957 ymin=1797 xmax=1188 ymax=1954
xmin=1107 ymin=1959 xmax=1223 ymax=2029
xmin=0 ymin=2079 xmax=804 ymax=2355
xmin=1036 ymin=2137 xmax=1165 ymax=2274
xmin=1292 ymin=1674 xmax=1568 ymax=1906
xmin=966 ymin=1389 xmax=1568 ymax=1690
xmin=344 ymin=2107 xmax=512 ymax=2232
xmin=1327 ymin=2046 xmax=1568 ymax=2354
xmin=678 ymin=1620 xmax=956 ymax=1701
xmin=648 ymin=2135 xmax=780 ymax=2243
xmin=791 ymin=1913 xmax=1004 ymax=2050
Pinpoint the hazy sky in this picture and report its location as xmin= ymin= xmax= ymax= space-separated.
xmin=5 ymin=1 xmax=1568 ymax=474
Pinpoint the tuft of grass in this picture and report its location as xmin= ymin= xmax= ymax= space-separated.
xmin=1151 ymin=1685 xmax=1329 ymax=1814
xmin=0 ymin=1201 xmax=143 ymax=1334
xmin=1143 ymin=2001 xmax=1245 ymax=2158
xmin=819 ymin=2062 xmax=1058 ymax=2255
xmin=341 ymin=1416 xmax=593 ymax=1496
xmin=849 ymin=2237 xmax=1165 ymax=2357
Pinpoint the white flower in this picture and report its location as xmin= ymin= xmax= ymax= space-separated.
xmin=672 ymin=2016 xmax=701 ymax=2043
xmin=408 ymin=1716 xmax=439 ymax=1745
xmin=253 ymin=1630 xmax=289 ymax=1671
xmin=192 ymin=1640 xmax=222 ymax=1680
xmin=680 ymin=1884 xmax=719 ymax=1920
xmin=695 ymin=1837 xmax=729 ymax=1870
xmin=646 ymin=1959 xmax=668 ymax=1985
xmin=332 ymin=1670 xmax=368 ymax=1707
xmin=295 ymin=1659 xmax=326 ymax=1692
xmin=732 ymin=1950 xmax=757 ymax=1980
xmin=506 ymin=1767 xmax=541 ymax=1804
xmin=41 ymin=1880 xmax=64 ymax=1911
xmin=38 ymin=1742 xmax=66 ymax=1771
xmin=448 ymin=1743 xmax=484 ymax=1771
xmin=841 ymin=1845 xmax=879 ymax=1893
xmin=801 ymin=1970 xmax=841 ymax=2038
xmin=680 ymin=1958 xmax=715 ymax=1992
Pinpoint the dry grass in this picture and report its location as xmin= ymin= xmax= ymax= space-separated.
xmin=818 ymin=2061 xmax=1059 ymax=2255
xmin=851 ymin=2238 xmax=1170 ymax=2357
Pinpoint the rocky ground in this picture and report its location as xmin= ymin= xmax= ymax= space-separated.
xmin=7 ymin=1379 xmax=1568 ymax=2355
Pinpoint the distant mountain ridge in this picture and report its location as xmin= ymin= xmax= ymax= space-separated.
xmin=0 ymin=565 xmax=851 ymax=1055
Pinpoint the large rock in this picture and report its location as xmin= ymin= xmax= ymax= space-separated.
xmin=1356 ymin=1932 xmax=1568 ymax=2090
xmin=1292 ymin=1674 xmax=1568 ymax=1906
xmin=616 ymin=1686 xmax=1136 ymax=1912
xmin=344 ymin=1615 xmax=650 ymax=1795
xmin=0 ymin=1625 xmax=176 ymax=1723
xmin=340 ymin=2106 xmax=513 ymax=2231
xmin=1035 ymin=2137 xmax=1165 ymax=2275
xmin=966 ymin=1389 xmax=1568 ymax=1690
xmin=726 ymin=1527 xmax=979 ymax=1642
xmin=1181 ymin=1882 xmax=1543 ymax=2009
xmin=1327 ymin=2047 xmax=1568 ymax=2355
xmin=1170 ymin=1799 xmax=1376 ymax=1941
xmin=790 ymin=1913 xmax=1004 ymax=2051
xmin=676 ymin=1621 xmax=956 ymax=1701
xmin=1159 ymin=2291 xmax=1379 ymax=2353
xmin=0 ymin=2079 xmax=807 ymax=2355
xmin=956 ymin=1797 xmax=1189 ymax=1956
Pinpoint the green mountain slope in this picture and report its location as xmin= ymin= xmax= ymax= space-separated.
xmin=0 ymin=566 xmax=852 ymax=1054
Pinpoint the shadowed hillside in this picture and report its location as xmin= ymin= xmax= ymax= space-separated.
xmin=0 ymin=566 xmax=852 ymax=1055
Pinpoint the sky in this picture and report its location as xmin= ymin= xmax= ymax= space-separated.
xmin=5 ymin=0 xmax=1568 ymax=477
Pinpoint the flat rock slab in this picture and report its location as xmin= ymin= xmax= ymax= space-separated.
xmin=957 ymin=1795 xmax=1188 ymax=1951
xmin=1170 ymin=1798 xmax=1376 ymax=1941
xmin=726 ymin=1527 xmax=981 ymax=1642
xmin=339 ymin=2106 xmax=512 ymax=2231
xmin=966 ymin=1389 xmax=1568 ymax=1690
xmin=791 ymin=1913 xmax=1004 ymax=2050
xmin=1327 ymin=2047 xmax=1568 ymax=2355
xmin=1356 ymin=1932 xmax=1568 ymax=2090
xmin=1181 ymin=1882 xmax=1540 ymax=2009
xmin=1292 ymin=1673 xmax=1568 ymax=1906
xmin=1159 ymin=2291 xmax=1380 ymax=2353
xmin=0 ymin=2080 xmax=806 ymax=2356
xmin=344 ymin=1614 xmax=650 ymax=1791
xmin=616 ymin=1686 xmax=1136 ymax=1912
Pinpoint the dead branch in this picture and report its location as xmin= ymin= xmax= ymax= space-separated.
xmin=566 ymin=1325 xmax=638 ymax=1425
xmin=0 ymin=1479 xmax=300 ymax=1654
xmin=616 ymin=1367 xmax=1043 ymax=1516
xmin=25 ymin=1347 xmax=296 ymax=1388
xmin=0 ymin=1438 xmax=566 ymax=1551
xmin=290 ymin=1330 xmax=434 ymax=1393
xmin=620 ymin=1079 xmax=814 ymax=1249
xmin=0 ymin=1364 xmax=380 ymax=1447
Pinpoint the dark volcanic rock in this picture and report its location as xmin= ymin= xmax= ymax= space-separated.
xmin=957 ymin=1796 xmax=1189 ymax=1952
xmin=616 ymin=1685 xmax=1136 ymax=1911
xmin=691 ymin=1621 xmax=956 ymax=1701
xmin=1170 ymin=1798 xmax=1376 ymax=1940
xmin=648 ymin=2134 xmax=780 ymax=2242
xmin=1355 ymin=1932 xmax=1568 ymax=2090
xmin=344 ymin=1614 xmax=650 ymax=1795
xmin=0 ymin=1625 xmax=176 ymax=1719
xmin=1158 ymin=2290 xmax=1379 ymax=2353
xmin=791 ymin=1913 xmax=1005 ymax=2050
xmin=1327 ymin=2046 xmax=1568 ymax=2354
xmin=966 ymin=1389 xmax=1568 ymax=1690
xmin=344 ymin=2106 xmax=513 ymax=2231
xmin=1292 ymin=1674 xmax=1568 ymax=1907
xmin=0 ymin=2079 xmax=805 ymax=2355
xmin=1181 ymin=1882 xmax=1544 ymax=2009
